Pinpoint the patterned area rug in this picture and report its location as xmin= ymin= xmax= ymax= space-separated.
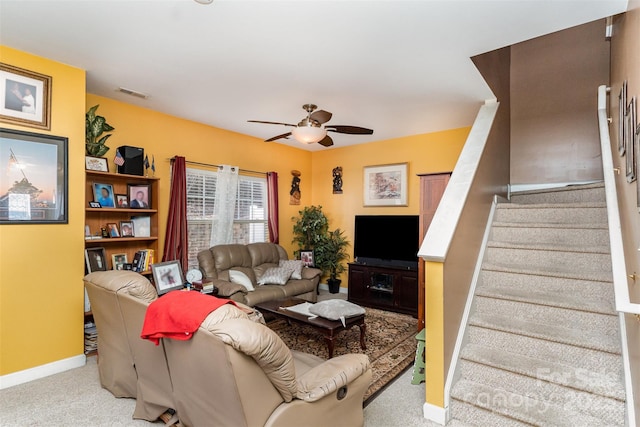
xmin=267 ymin=307 xmax=419 ymax=403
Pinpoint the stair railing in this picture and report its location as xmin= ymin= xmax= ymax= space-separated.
xmin=597 ymin=85 xmax=640 ymax=315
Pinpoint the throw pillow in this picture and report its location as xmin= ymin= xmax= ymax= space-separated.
xmin=257 ymin=267 xmax=293 ymax=286
xmin=278 ymin=259 xmax=304 ymax=280
xmin=309 ymin=300 xmax=365 ymax=326
xmin=229 ymin=270 xmax=255 ymax=291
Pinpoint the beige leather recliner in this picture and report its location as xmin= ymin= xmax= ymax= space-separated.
xmin=83 ymin=271 xmax=176 ymax=422
xmin=163 ymin=305 xmax=372 ymax=427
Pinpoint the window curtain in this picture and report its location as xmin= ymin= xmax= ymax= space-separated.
xmin=209 ymin=164 xmax=239 ymax=247
xmin=162 ymin=156 xmax=188 ymax=270
xmin=267 ymin=171 xmax=279 ymax=243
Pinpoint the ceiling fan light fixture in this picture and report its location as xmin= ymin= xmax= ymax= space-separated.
xmin=291 ymin=126 xmax=327 ymax=144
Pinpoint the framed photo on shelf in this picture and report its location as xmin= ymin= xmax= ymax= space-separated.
xmin=85 ymin=156 xmax=108 ymax=172
xmin=106 ymin=222 xmax=119 ymax=237
xmin=1 ymin=128 xmax=68 ymax=224
xmin=120 ymin=220 xmax=134 ymax=237
xmin=626 ymin=97 xmax=636 ymax=183
xmin=115 ymin=194 xmax=128 ymax=208
xmin=363 ymin=163 xmax=408 ymax=206
xmin=151 ymin=260 xmax=186 ymax=295
xmin=131 ymin=215 xmax=150 ymax=237
xmin=128 ymin=184 xmax=151 ymax=209
xmin=111 ymin=253 xmax=128 ymax=270
xmin=88 ymin=201 xmax=101 ymax=208
xmin=92 ymin=183 xmax=116 ymax=208
xmin=0 ymin=63 xmax=52 ymax=130
xmin=300 ymin=249 xmax=315 ymax=267
xmin=85 ymin=247 xmax=107 ymax=273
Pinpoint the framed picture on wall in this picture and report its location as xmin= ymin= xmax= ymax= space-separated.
xmin=363 ymin=163 xmax=408 ymax=206
xmin=619 ymin=81 xmax=627 ymax=156
xmin=0 ymin=63 xmax=51 ymax=130
xmin=1 ymin=128 xmax=68 ymax=224
xmin=625 ymin=96 xmax=636 ymax=183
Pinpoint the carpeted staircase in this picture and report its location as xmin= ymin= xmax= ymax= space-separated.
xmin=449 ymin=182 xmax=626 ymax=426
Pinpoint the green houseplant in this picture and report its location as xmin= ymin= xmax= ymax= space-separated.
xmin=315 ymin=228 xmax=350 ymax=294
xmin=85 ymin=105 xmax=115 ymax=157
xmin=291 ymin=205 xmax=329 ymax=256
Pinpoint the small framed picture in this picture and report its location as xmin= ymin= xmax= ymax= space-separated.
xmin=300 ymin=249 xmax=315 ymax=267
xmin=106 ymin=222 xmax=119 ymax=237
xmin=625 ymin=97 xmax=636 ymax=183
xmin=123 ymin=263 xmax=133 ymax=271
xmin=0 ymin=63 xmax=52 ymax=130
xmin=131 ymin=215 xmax=150 ymax=237
xmin=151 ymin=260 xmax=186 ymax=295
xmin=85 ymin=156 xmax=108 ymax=172
xmin=88 ymin=201 xmax=101 ymax=208
xmin=111 ymin=253 xmax=128 ymax=270
xmin=85 ymin=247 xmax=107 ymax=273
xmin=115 ymin=194 xmax=128 ymax=208
xmin=128 ymin=184 xmax=151 ymax=209
xmin=120 ymin=221 xmax=134 ymax=237
xmin=92 ymin=183 xmax=116 ymax=208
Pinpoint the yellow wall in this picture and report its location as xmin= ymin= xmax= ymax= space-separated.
xmin=1 ymin=46 xmax=467 ymax=378
xmin=0 ymin=46 xmax=86 ymax=374
xmin=85 ymin=94 xmax=314 ymax=258
xmin=311 ymin=128 xmax=470 ymax=286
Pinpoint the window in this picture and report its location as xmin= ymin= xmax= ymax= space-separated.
xmin=186 ymin=168 xmax=268 ymax=269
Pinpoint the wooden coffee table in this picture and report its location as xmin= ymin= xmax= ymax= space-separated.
xmin=255 ymin=298 xmax=366 ymax=358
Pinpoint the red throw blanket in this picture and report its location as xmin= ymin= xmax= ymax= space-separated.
xmin=141 ymin=291 xmax=236 ymax=345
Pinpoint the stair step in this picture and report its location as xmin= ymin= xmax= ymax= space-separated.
xmin=469 ymin=311 xmax=620 ymax=354
xmin=478 ymin=269 xmax=615 ymax=306
xmin=476 ymin=283 xmax=616 ymax=315
xmin=474 ymin=297 xmax=619 ymax=338
xmin=483 ymin=247 xmax=612 ymax=281
xmin=460 ymin=344 xmax=625 ymax=406
xmin=443 ymin=418 xmax=478 ymax=427
xmin=466 ymin=326 xmax=624 ymax=378
xmin=450 ymin=399 xmax=530 ymax=427
xmin=494 ymin=203 xmax=607 ymax=224
xmin=487 ymin=240 xmax=610 ymax=254
xmin=510 ymin=182 xmax=605 ymax=204
xmin=490 ymin=223 xmax=610 ymax=247
xmin=451 ymin=379 xmax=619 ymax=426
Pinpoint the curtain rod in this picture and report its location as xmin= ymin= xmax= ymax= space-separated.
xmin=168 ymin=157 xmax=267 ymax=176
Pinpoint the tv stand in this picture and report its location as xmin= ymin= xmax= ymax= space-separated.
xmin=347 ymin=263 xmax=417 ymax=316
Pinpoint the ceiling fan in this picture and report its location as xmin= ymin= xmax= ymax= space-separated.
xmin=248 ymin=104 xmax=374 ymax=147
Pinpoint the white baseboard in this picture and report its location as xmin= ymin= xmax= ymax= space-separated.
xmin=0 ymin=354 xmax=86 ymax=390
xmin=317 ymin=283 xmax=348 ymax=294
xmin=424 ymin=402 xmax=449 ymax=425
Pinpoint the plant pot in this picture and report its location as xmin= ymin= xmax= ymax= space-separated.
xmin=327 ymin=278 xmax=341 ymax=294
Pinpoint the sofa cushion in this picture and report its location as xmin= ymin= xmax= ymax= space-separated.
xmin=296 ymin=354 xmax=370 ymax=402
xmin=279 ymin=260 xmax=304 ymax=280
xmin=247 ymin=242 xmax=286 ymax=267
xmin=229 ymin=269 xmax=255 ymax=291
xmin=309 ymin=300 xmax=365 ymax=321
xmin=257 ymin=267 xmax=293 ymax=285
xmin=212 ymin=244 xmax=253 ymax=271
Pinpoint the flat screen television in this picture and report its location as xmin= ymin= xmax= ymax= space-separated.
xmin=353 ymin=215 xmax=419 ymax=270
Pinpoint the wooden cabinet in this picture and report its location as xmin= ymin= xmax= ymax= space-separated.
xmin=347 ymin=263 xmax=418 ymax=316
xmin=84 ymin=170 xmax=160 ymax=273
xmin=417 ymin=172 xmax=450 ymax=329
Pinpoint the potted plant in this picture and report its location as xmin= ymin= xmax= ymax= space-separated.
xmin=86 ymin=105 xmax=115 ymax=157
xmin=291 ymin=205 xmax=329 ymax=257
xmin=315 ymin=228 xmax=350 ymax=294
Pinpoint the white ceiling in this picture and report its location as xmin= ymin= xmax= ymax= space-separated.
xmin=0 ymin=0 xmax=628 ymax=151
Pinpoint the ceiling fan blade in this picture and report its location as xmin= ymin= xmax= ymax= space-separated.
xmin=326 ymin=125 xmax=374 ymax=135
xmin=309 ymin=110 xmax=332 ymax=124
xmin=248 ymin=120 xmax=296 ymax=127
xmin=265 ymin=132 xmax=292 ymax=142
xmin=317 ymin=135 xmax=334 ymax=147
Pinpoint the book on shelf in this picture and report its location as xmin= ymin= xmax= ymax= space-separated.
xmin=132 ymin=249 xmax=155 ymax=272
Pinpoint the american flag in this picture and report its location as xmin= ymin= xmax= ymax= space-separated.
xmin=114 ymin=150 xmax=125 ymax=166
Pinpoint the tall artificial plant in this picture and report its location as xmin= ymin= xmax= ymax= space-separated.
xmin=85 ymin=105 xmax=115 ymax=157
xmin=315 ymin=228 xmax=350 ymax=280
xmin=291 ymin=205 xmax=329 ymax=255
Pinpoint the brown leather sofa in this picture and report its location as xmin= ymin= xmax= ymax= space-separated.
xmin=163 ymin=306 xmax=372 ymax=427
xmin=197 ymin=242 xmax=321 ymax=306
